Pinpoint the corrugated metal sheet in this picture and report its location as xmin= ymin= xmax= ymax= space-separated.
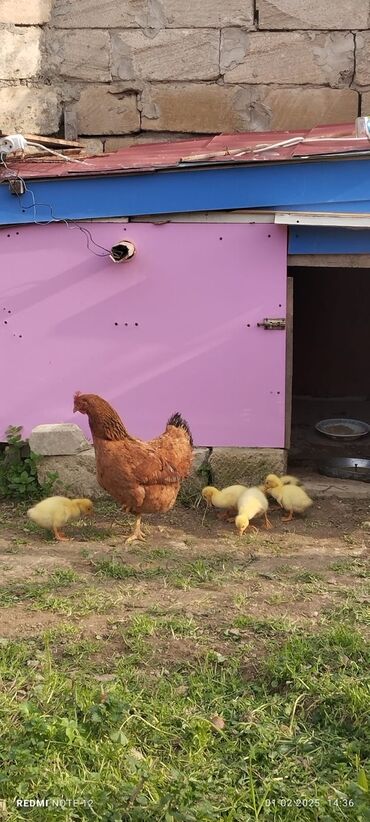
xmin=1 ymin=123 xmax=370 ymax=181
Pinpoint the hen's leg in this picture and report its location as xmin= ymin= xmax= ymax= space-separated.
xmin=282 ymin=510 xmax=294 ymax=522
xmin=125 ymin=516 xmax=146 ymax=544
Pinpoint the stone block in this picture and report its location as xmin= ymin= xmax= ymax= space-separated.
xmin=0 ymin=0 xmax=51 ymax=24
xmin=141 ymin=83 xmax=253 ymax=133
xmin=251 ymin=86 xmax=359 ymax=131
xmin=257 ymin=0 xmax=370 ymax=30
xmin=361 ymin=91 xmax=370 ymax=113
xmin=76 ymin=85 xmax=139 ymax=135
xmin=0 ymin=26 xmax=42 ymax=80
xmin=221 ymin=30 xmax=354 ymax=87
xmin=78 ymin=138 xmax=105 ymax=154
xmin=111 ymin=30 xmax=219 ymax=82
xmin=44 ymin=29 xmax=110 ymax=81
xmin=29 ymin=424 xmax=90 ymax=456
xmin=209 ymin=448 xmax=287 ymax=489
xmin=355 ymin=33 xmax=370 ymax=86
xmin=0 ymin=86 xmax=60 ymax=133
xmin=162 ymin=0 xmax=254 ymax=28
xmin=52 ymin=0 xmax=254 ymax=28
xmin=36 ymin=450 xmax=109 ymax=499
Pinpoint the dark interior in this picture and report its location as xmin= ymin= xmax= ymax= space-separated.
xmin=289 ymin=266 xmax=370 ymax=467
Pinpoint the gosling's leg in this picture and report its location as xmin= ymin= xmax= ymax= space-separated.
xmin=125 ymin=516 xmax=146 ymax=544
xmin=264 ymin=513 xmax=273 ymax=529
xmin=53 ymin=527 xmax=71 ymax=542
xmin=217 ymin=509 xmax=235 ymax=521
xmin=282 ymin=510 xmax=294 ymax=522
xmin=239 ymin=524 xmax=258 ymax=536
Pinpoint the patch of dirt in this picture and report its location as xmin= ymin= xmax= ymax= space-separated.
xmin=0 ymin=497 xmax=368 ymax=652
xmin=145 ymin=635 xmax=205 ymax=668
xmin=0 ymin=606 xmax=60 ymax=637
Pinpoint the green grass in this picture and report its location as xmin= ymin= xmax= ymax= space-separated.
xmin=0 ymin=499 xmax=369 ymax=819
xmin=0 ymin=572 xmax=126 ymax=617
xmin=0 ymin=569 xmax=80 ymax=607
xmin=233 ymin=614 xmax=297 ymax=634
xmin=92 ymin=556 xmax=164 ymax=580
xmin=330 ymin=559 xmax=370 ymax=578
xmin=0 ymin=625 xmax=368 ymax=821
xmin=92 ymin=553 xmax=247 ymax=590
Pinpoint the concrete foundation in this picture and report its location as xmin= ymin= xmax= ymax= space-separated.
xmin=209 ymin=447 xmax=287 ymax=488
xmin=37 ymin=450 xmax=108 ymax=499
xmin=32 ymin=422 xmax=212 ymax=501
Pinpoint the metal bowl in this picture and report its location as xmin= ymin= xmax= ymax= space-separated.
xmin=315 ymin=418 xmax=370 ymax=441
xmin=318 ymin=457 xmax=370 ymax=482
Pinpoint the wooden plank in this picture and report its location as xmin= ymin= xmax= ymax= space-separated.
xmin=24 ymin=133 xmax=82 ymax=148
xmin=285 ymin=276 xmax=293 ymax=449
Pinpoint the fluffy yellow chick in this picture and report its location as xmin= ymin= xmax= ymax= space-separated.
xmin=27 ymin=496 xmax=93 ymax=541
xmin=235 ymin=487 xmax=271 ymax=535
xmin=263 ymin=474 xmax=312 ymax=522
xmin=202 ymin=485 xmax=247 ymax=512
xmin=280 ymin=474 xmax=302 ymax=486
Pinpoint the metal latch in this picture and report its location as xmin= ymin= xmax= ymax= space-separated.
xmin=257 ymin=318 xmax=286 ymax=330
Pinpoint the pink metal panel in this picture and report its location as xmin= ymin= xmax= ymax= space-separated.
xmin=1 ymin=123 xmax=368 ymax=181
xmin=0 ymin=222 xmax=287 ymax=447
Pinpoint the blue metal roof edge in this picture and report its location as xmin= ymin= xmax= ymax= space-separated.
xmin=289 ymin=225 xmax=370 ymax=254
xmin=1 ymin=157 xmax=370 ymax=226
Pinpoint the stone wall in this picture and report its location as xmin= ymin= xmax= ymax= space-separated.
xmin=1 ymin=0 xmax=369 ymax=152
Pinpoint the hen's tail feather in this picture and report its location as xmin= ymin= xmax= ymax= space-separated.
xmin=167 ymin=412 xmax=193 ymax=446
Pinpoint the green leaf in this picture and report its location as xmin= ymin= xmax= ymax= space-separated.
xmin=358 ymin=768 xmax=369 ymax=793
xmin=110 ymin=731 xmax=129 ymax=745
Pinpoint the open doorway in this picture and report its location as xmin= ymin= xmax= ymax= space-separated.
xmin=289 ymin=265 xmax=370 ymax=468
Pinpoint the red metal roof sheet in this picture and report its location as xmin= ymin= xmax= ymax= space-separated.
xmin=1 ymin=123 xmax=370 ymax=182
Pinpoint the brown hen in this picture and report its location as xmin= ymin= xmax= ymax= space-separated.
xmin=73 ymin=393 xmax=193 ymax=543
